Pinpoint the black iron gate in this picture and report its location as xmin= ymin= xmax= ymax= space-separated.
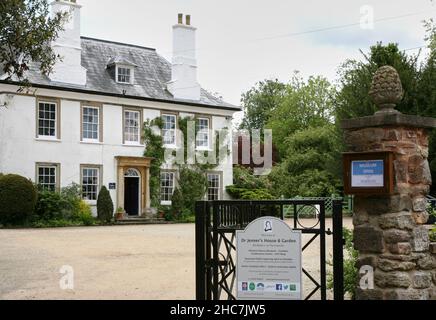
xmin=195 ymin=199 xmax=344 ymax=300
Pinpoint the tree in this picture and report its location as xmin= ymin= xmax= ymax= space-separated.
xmin=240 ymin=79 xmax=287 ymax=131
xmin=97 ymin=186 xmax=114 ymax=223
xmin=0 ymin=0 xmax=67 ymax=81
xmin=335 ymin=42 xmax=420 ymax=121
xmin=267 ymin=74 xmax=336 ymax=155
xmin=268 ymin=125 xmax=341 ymax=198
xmin=171 ymin=166 xmax=208 ymax=215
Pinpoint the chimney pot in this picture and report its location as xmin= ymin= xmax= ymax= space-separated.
xmin=178 ymin=13 xmax=183 ymax=24
xmin=186 ymin=15 xmax=191 ymax=26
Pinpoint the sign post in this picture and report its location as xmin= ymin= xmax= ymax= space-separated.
xmin=236 ymin=217 xmax=302 ymax=300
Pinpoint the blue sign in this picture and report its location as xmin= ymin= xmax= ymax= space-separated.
xmin=351 ymin=160 xmax=384 ymax=187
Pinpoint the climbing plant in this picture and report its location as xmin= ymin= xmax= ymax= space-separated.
xmin=143 ymin=117 xmax=165 ymax=207
xmin=143 ymin=116 xmax=230 ymax=216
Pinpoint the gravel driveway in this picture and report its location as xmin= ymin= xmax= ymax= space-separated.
xmin=0 ymin=218 xmax=352 ymax=300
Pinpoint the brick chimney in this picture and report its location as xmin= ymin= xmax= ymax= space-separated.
xmin=167 ymin=14 xmax=201 ymax=101
xmin=49 ymin=0 xmax=87 ymax=86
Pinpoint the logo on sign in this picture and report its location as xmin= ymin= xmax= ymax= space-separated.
xmin=264 ymin=220 xmax=273 ymax=233
xmin=242 ymin=282 xmax=248 ymax=291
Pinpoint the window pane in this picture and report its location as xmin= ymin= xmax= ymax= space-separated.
xmin=124 ymin=111 xmax=140 ymax=142
xmin=82 ymin=167 xmax=99 ymax=201
xmin=37 ymin=165 xmax=57 ymax=191
xmin=160 ymin=172 xmax=174 ymax=202
xmin=82 ymin=107 xmax=99 ymax=140
xmin=207 ymin=174 xmax=220 ymax=201
xmin=196 ymin=118 xmax=210 ymax=148
xmin=117 ymin=67 xmax=131 ymax=83
xmin=162 ymin=115 xmax=176 ymax=145
xmin=38 ymin=102 xmax=56 ymax=137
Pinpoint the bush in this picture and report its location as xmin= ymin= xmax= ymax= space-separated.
xmin=233 ymin=166 xmax=271 ymax=190
xmin=430 ymin=226 xmax=436 ymax=242
xmin=76 ymin=201 xmax=95 ymax=226
xmin=97 ymin=186 xmax=114 ymax=223
xmin=0 ymin=174 xmax=37 ymax=223
xmin=35 ymin=190 xmax=66 ymax=220
xmin=327 ymin=228 xmax=358 ymax=299
xmin=226 ymin=185 xmax=275 ymax=200
xmin=172 ymin=167 xmax=207 ymax=214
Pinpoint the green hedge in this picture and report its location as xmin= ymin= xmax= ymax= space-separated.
xmin=0 ymin=174 xmax=37 ymax=223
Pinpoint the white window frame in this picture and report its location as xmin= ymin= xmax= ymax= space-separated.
xmin=207 ymin=173 xmax=221 ymax=201
xmin=160 ymin=171 xmax=175 ymax=205
xmin=124 ymin=110 xmax=141 ymax=145
xmin=82 ymin=106 xmax=100 ymax=143
xmin=116 ymin=65 xmax=133 ymax=84
xmin=37 ymin=101 xmax=58 ymax=140
xmin=81 ymin=166 xmax=100 ymax=202
xmin=36 ymin=164 xmax=59 ymax=192
xmin=196 ymin=117 xmax=211 ymax=150
xmin=162 ymin=114 xmax=177 ymax=148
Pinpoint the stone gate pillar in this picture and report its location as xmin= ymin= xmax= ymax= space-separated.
xmin=341 ymin=66 xmax=436 ymax=300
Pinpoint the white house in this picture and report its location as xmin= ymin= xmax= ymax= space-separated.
xmin=0 ymin=0 xmax=239 ymax=217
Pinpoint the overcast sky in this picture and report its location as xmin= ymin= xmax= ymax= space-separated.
xmin=78 ymin=0 xmax=435 ymax=119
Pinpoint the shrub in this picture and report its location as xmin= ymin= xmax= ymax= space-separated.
xmin=226 ymin=185 xmax=275 ymax=200
xmin=35 ymin=190 xmax=66 ymax=220
xmin=76 ymin=201 xmax=95 ymax=226
xmin=233 ymin=166 xmax=271 ymax=190
xmin=327 ymin=228 xmax=358 ymax=299
xmin=0 ymin=174 xmax=37 ymax=223
xmin=97 ymin=186 xmax=114 ymax=223
xmin=172 ymin=167 xmax=207 ymax=214
xmin=430 ymin=226 xmax=436 ymax=242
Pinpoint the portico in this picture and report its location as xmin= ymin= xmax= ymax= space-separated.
xmin=116 ymin=156 xmax=153 ymax=216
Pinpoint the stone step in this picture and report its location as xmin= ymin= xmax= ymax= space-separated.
xmin=115 ymin=217 xmax=170 ymax=225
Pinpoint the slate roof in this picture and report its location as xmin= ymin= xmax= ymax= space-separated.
xmin=19 ymin=37 xmax=239 ymax=111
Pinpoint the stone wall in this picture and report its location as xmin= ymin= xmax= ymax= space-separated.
xmin=344 ymin=126 xmax=436 ymax=300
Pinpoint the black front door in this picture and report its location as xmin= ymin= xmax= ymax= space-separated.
xmin=124 ymin=177 xmax=139 ymax=216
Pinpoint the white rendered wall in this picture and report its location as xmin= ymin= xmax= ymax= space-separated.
xmin=0 ymin=85 xmax=236 ymax=210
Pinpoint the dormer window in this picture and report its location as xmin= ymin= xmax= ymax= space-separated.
xmin=116 ymin=66 xmax=133 ymax=84
xmin=107 ymin=56 xmax=137 ymax=85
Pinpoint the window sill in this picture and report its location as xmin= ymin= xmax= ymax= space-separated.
xmin=123 ymin=143 xmax=145 ymax=148
xmin=163 ymin=145 xmax=180 ymax=150
xmin=81 ymin=141 xmax=103 ymax=145
xmin=161 ymin=201 xmax=172 ymax=206
xmin=35 ymin=137 xmax=61 ymax=143
xmin=83 ymin=199 xmax=97 ymax=206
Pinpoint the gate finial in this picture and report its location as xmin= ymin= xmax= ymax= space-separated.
xmin=369 ymin=65 xmax=404 ymax=115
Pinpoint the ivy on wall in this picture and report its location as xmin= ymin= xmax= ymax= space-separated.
xmin=143 ymin=117 xmax=165 ymax=207
xmin=143 ymin=116 xmax=230 ymax=215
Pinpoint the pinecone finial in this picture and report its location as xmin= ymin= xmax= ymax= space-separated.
xmin=369 ymin=65 xmax=404 ymax=114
